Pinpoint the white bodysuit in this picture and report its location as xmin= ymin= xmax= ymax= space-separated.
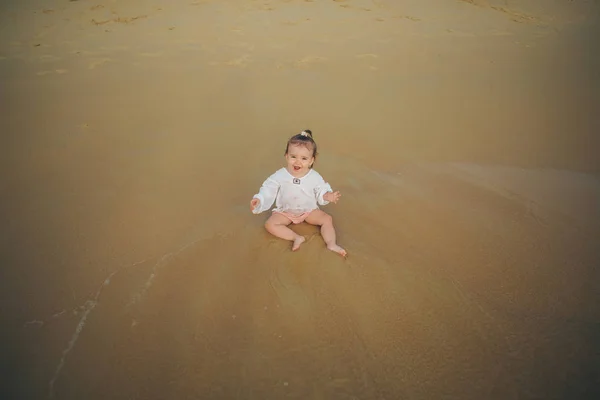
xmin=252 ymin=168 xmax=333 ymax=215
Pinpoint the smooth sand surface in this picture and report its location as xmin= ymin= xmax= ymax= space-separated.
xmin=2 ymin=0 xmax=599 ymax=399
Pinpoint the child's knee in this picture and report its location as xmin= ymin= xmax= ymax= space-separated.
xmin=322 ymin=213 xmax=333 ymax=225
xmin=264 ymin=220 xmax=273 ymax=231
xmin=264 ymin=219 xmax=280 ymax=231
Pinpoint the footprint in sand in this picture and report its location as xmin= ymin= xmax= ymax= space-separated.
xmin=88 ymin=58 xmax=111 ymax=69
xmin=230 ymin=27 xmax=245 ymax=35
xmin=515 ymin=41 xmax=535 ymax=48
xmin=36 ymin=69 xmax=68 ymax=76
xmin=210 ymin=54 xmax=251 ymax=68
xmin=490 ymin=6 xmax=539 ymax=24
xmin=355 ymin=54 xmax=380 ymax=72
xmin=91 ymin=15 xmax=148 ymax=26
xmin=247 ymin=2 xmax=275 ymax=11
xmin=459 ymin=1 xmax=541 ymax=24
xmin=392 ymin=15 xmax=421 ymax=21
xmin=91 ymin=19 xmax=112 ymax=26
xmin=280 ymin=55 xmax=326 ymax=69
xmin=39 ymin=54 xmax=61 ymax=62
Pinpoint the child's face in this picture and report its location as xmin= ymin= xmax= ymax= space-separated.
xmin=285 ymin=144 xmax=314 ymax=177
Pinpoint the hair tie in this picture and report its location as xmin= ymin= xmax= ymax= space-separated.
xmin=300 ymin=131 xmax=309 ymax=137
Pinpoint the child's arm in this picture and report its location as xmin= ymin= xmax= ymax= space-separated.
xmin=251 ymin=176 xmax=280 ymax=214
xmin=314 ymin=174 xmax=338 ymax=205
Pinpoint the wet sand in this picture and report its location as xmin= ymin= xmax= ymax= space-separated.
xmin=1 ymin=0 xmax=599 ymax=399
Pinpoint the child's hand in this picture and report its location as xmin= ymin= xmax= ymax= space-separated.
xmin=250 ymin=198 xmax=260 ymax=211
xmin=324 ymin=191 xmax=341 ymax=204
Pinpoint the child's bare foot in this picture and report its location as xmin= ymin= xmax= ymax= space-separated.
xmin=292 ymin=236 xmax=306 ymax=251
xmin=327 ymin=244 xmax=347 ymax=257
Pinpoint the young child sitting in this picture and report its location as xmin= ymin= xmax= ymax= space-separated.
xmin=250 ymin=130 xmax=346 ymax=257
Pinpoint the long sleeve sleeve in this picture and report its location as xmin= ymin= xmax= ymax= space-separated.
xmin=252 ymin=174 xmax=280 ymax=214
xmin=314 ymin=174 xmax=333 ymax=206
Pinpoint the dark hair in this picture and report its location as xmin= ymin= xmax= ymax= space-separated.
xmin=285 ymin=130 xmax=318 ymax=167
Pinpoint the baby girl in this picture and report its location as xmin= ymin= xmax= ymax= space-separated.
xmin=250 ymin=130 xmax=346 ymax=257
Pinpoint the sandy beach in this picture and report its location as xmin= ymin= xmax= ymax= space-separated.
xmin=1 ymin=0 xmax=599 ymax=399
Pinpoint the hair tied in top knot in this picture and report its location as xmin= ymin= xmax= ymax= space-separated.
xmin=300 ymin=129 xmax=312 ymax=138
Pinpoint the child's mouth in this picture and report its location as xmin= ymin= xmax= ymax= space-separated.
xmin=293 ymin=166 xmax=301 ymax=171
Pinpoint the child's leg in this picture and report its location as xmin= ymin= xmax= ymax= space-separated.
xmin=265 ymin=213 xmax=306 ymax=251
xmin=305 ymin=210 xmax=347 ymax=257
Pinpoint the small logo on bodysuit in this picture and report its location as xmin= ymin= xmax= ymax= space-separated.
xmin=293 ymin=178 xmax=301 ymax=184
